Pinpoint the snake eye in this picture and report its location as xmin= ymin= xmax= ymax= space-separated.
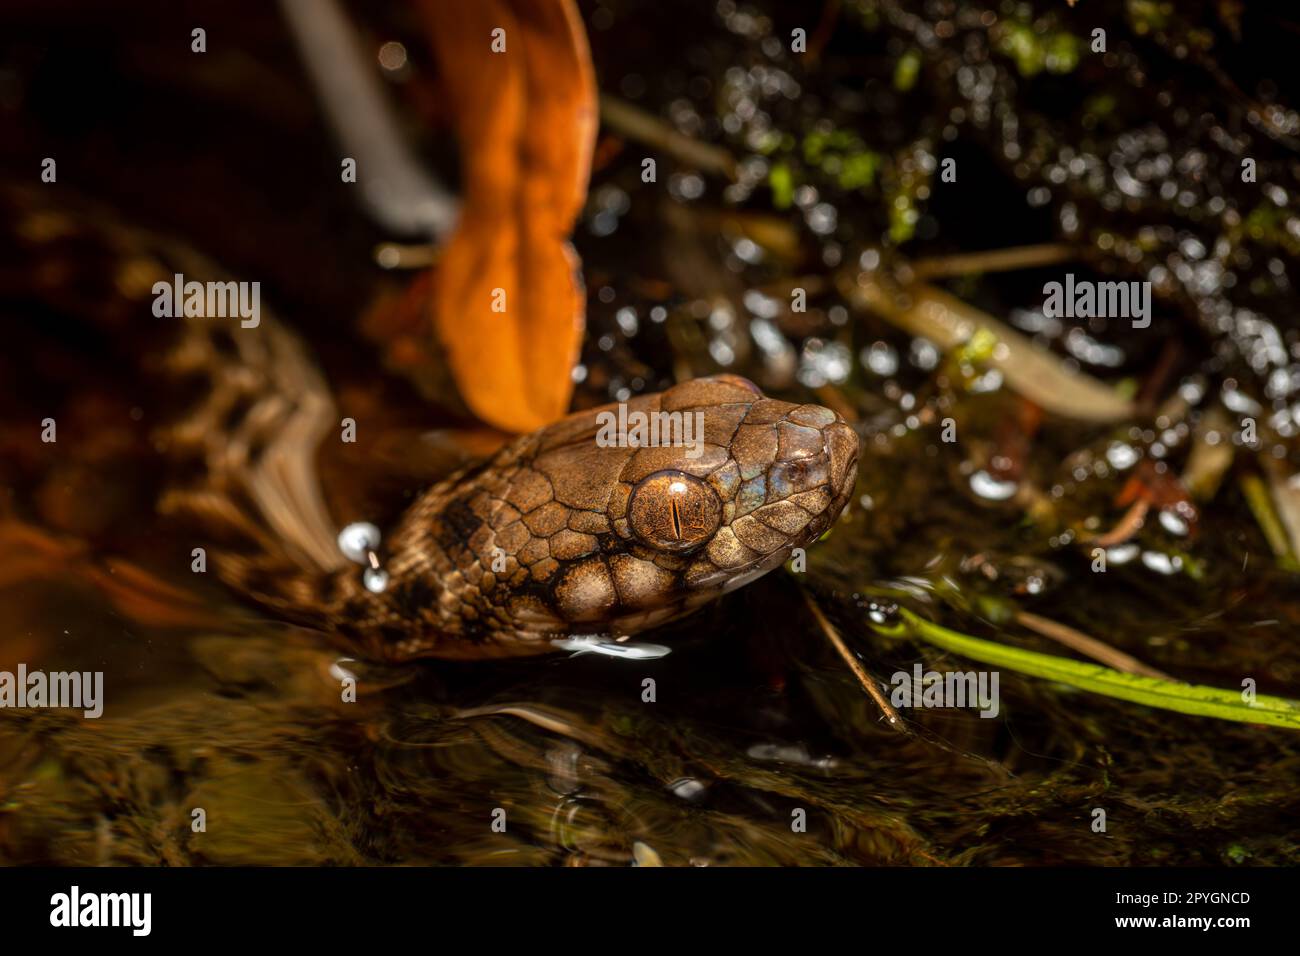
xmin=628 ymin=471 xmax=722 ymax=552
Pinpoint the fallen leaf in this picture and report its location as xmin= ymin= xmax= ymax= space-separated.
xmin=409 ymin=0 xmax=597 ymax=432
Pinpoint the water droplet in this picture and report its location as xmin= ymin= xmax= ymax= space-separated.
xmin=338 ymin=522 xmax=381 ymax=564
xmin=970 ymin=470 xmax=1017 ymax=501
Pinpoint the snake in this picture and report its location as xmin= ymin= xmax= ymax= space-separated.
xmin=1 ymin=187 xmax=859 ymax=661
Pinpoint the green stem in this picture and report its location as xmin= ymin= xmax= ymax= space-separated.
xmin=871 ymin=608 xmax=1300 ymax=731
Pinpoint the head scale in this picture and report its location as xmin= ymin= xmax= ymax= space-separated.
xmin=493 ymin=373 xmax=859 ymax=638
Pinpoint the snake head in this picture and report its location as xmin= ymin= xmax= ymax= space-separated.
xmin=364 ymin=374 xmax=859 ymax=658
xmin=516 ymin=373 xmax=860 ymax=636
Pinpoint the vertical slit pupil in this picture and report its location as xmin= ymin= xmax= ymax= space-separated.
xmin=670 ymin=498 xmax=682 ymax=539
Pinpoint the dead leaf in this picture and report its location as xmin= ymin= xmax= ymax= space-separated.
xmin=406 ymin=0 xmax=597 ymax=432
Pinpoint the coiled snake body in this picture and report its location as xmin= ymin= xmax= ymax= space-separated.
xmin=3 ymin=189 xmax=859 ymax=660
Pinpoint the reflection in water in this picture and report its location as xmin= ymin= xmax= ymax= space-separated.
xmin=4 ymin=497 xmax=1299 ymax=866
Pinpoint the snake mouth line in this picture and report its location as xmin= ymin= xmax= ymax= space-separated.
xmin=684 ymin=417 xmax=859 ymax=596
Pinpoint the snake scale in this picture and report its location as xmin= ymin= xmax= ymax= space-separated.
xmin=2 ymin=188 xmax=859 ymax=661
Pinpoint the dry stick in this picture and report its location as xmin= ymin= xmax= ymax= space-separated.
xmin=840 ymin=270 xmax=1136 ymax=424
xmin=373 ymin=242 xmax=441 ymax=270
xmin=908 ymin=243 xmax=1077 ymax=280
xmin=1013 ymin=610 xmax=1175 ymax=681
xmin=1261 ymin=456 xmax=1300 ymax=566
xmin=802 ymin=589 xmax=909 ymax=733
xmin=1182 ymin=408 xmax=1235 ymax=502
xmin=599 ymin=94 xmax=737 ymax=180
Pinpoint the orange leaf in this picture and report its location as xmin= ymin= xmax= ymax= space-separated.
xmin=414 ymin=0 xmax=597 ymax=432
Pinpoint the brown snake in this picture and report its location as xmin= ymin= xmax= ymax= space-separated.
xmin=2 ymin=189 xmax=859 ymax=661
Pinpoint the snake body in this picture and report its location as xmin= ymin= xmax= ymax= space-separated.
xmin=3 ymin=188 xmax=859 ymax=660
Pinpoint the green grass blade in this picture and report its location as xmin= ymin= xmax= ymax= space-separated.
xmin=870 ymin=609 xmax=1300 ymax=731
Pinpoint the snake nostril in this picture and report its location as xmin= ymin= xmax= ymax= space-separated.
xmin=824 ymin=424 xmax=860 ymax=491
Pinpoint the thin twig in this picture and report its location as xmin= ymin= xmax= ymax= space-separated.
xmin=373 ymin=242 xmax=441 ymax=270
xmin=1240 ymin=473 xmax=1294 ymax=564
xmin=1014 ymin=610 xmax=1174 ymax=681
xmin=1262 ymin=457 xmax=1300 ymax=568
xmin=802 ymin=589 xmax=909 ymax=733
xmin=1181 ymin=407 xmax=1235 ymax=502
xmin=907 ymin=243 xmax=1077 ymax=280
xmin=599 ymin=94 xmax=737 ymax=179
